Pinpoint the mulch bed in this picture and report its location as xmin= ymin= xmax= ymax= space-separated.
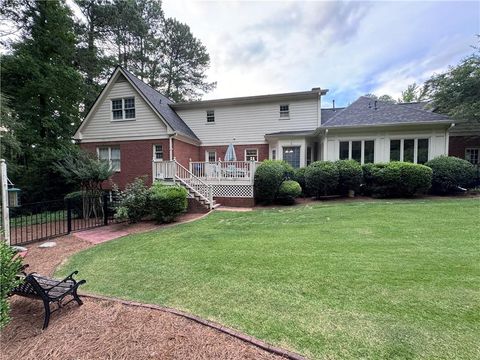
xmin=2 ymin=216 xmax=290 ymax=360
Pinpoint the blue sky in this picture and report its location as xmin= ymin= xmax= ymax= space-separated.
xmin=163 ymin=1 xmax=479 ymax=107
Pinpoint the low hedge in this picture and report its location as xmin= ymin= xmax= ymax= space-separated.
xmin=335 ymin=160 xmax=363 ymax=195
xmin=114 ymin=177 xmax=149 ymax=223
xmin=305 ymin=161 xmax=339 ymax=198
xmin=149 ymin=182 xmax=188 ymax=223
xmin=277 ymin=180 xmax=302 ymax=205
xmin=254 ymin=160 xmax=294 ymax=204
xmin=362 ymin=162 xmax=432 ymax=197
xmin=425 ymin=156 xmax=476 ymax=194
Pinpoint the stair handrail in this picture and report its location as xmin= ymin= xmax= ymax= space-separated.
xmin=174 ymin=160 xmax=213 ymax=207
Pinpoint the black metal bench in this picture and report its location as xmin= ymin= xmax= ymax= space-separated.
xmin=10 ymin=270 xmax=86 ymax=329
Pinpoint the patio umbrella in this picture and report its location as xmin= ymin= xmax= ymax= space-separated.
xmin=225 ymin=143 xmax=237 ymax=161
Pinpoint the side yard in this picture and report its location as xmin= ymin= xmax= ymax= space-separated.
xmin=56 ymin=198 xmax=480 ymax=359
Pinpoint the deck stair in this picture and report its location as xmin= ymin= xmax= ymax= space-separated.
xmin=153 ymin=159 xmax=217 ymax=210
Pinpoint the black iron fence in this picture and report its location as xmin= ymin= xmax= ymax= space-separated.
xmin=9 ymin=194 xmax=119 ymax=246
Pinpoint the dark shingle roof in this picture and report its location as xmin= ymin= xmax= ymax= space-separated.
xmin=321 ymin=97 xmax=451 ymax=128
xmin=121 ymin=67 xmax=199 ymax=141
xmin=321 ymin=108 xmax=345 ymax=123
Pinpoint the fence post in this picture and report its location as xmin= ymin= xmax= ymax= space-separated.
xmin=0 ymin=159 xmax=10 ymax=245
xmin=66 ymin=198 xmax=72 ymax=234
xmin=103 ymin=193 xmax=108 ymax=226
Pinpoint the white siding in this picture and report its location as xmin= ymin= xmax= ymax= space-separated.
xmin=323 ymin=126 xmax=449 ymax=163
xmin=79 ymin=79 xmax=169 ymax=142
xmin=176 ymin=99 xmax=319 ymax=145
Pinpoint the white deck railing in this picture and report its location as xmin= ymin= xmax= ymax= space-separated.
xmin=189 ymin=161 xmax=259 ymax=184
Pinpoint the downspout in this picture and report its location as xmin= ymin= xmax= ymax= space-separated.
xmin=445 ymin=123 xmax=455 ymax=155
xmin=169 ymin=133 xmax=176 ymax=161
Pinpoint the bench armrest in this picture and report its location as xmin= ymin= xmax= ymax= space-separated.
xmin=40 ymin=271 xmax=80 ymax=291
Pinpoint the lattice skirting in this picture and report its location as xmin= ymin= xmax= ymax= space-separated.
xmin=211 ymin=184 xmax=254 ymax=198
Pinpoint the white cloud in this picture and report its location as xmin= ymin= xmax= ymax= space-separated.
xmin=163 ymin=0 xmax=479 ymax=104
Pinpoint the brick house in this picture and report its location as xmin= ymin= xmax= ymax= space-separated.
xmin=74 ymin=66 xmax=478 ymax=207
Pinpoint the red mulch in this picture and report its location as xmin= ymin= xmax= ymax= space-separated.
xmin=1 ymin=217 xmax=286 ymax=360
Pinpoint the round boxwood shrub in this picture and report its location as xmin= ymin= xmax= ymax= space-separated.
xmin=335 ymin=160 xmax=363 ymax=195
xmin=254 ymin=160 xmax=294 ymax=204
xmin=115 ymin=177 xmax=149 ymax=223
xmin=363 ymin=162 xmax=432 ymax=197
xmin=277 ymin=180 xmax=302 ymax=205
xmin=425 ymin=156 xmax=476 ymax=194
xmin=305 ymin=161 xmax=339 ymax=198
xmin=149 ymin=182 xmax=188 ymax=223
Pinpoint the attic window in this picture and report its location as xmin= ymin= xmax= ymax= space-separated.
xmin=111 ymin=97 xmax=135 ymax=120
xmin=279 ymin=104 xmax=289 ymax=118
xmin=206 ymin=110 xmax=215 ymax=123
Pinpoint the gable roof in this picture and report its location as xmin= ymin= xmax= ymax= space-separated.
xmin=321 ymin=96 xmax=452 ymax=128
xmin=120 ymin=67 xmax=199 ymax=140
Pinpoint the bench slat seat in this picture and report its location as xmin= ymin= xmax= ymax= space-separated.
xmin=10 ymin=270 xmax=86 ymax=329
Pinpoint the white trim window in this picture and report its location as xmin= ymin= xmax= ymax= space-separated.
xmin=245 ymin=149 xmax=258 ymax=161
xmin=206 ymin=150 xmax=217 ymax=162
xmin=98 ymin=146 xmax=121 ymax=171
xmin=153 ymin=144 xmax=163 ymax=160
xmin=389 ymin=138 xmax=429 ymax=164
xmin=339 ymin=140 xmax=375 ymax=164
xmin=279 ymin=104 xmax=289 ymax=118
xmin=206 ymin=110 xmax=215 ymax=123
xmin=111 ymin=97 xmax=135 ymax=121
xmin=465 ymin=148 xmax=479 ymax=164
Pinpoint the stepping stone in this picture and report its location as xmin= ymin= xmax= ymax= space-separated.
xmin=38 ymin=241 xmax=57 ymax=248
xmin=12 ymin=246 xmax=28 ymax=252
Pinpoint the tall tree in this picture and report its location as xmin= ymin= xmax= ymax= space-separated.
xmin=364 ymin=93 xmax=396 ymax=104
xmin=425 ymin=50 xmax=480 ymax=123
xmin=74 ymin=0 xmax=115 ymax=114
xmin=398 ymin=83 xmax=428 ymax=103
xmin=158 ymin=18 xmax=216 ymax=102
xmin=1 ymin=0 xmax=83 ymax=200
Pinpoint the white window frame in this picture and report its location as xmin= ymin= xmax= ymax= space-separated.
xmin=279 ymin=104 xmax=290 ymax=119
xmin=245 ymin=149 xmax=258 ymax=162
xmin=338 ymin=139 xmax=375 ymax=164
xmin=206 ymin=110 xmax=215 ymax=124
xmin=111 ymin=97 xmax=136 ymax=121
xmin=153 ymin=144 xmax=164 ymax=160
xmin=206 ymin=150 xmax=217 ymax=162
xmin=97 ymin=146 xmax=121 ymax=171
xmin=388 ymin=138 xmax=430 ymax=164
xmin=465 ymin=148 xmax=479 ymax=164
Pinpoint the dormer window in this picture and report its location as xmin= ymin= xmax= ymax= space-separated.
xmin=206 ymin=110 xmax=215 ymax=123
xmin=111 ymin=97 xmax=135 ymax=120
xmin=279 ymin=104 xmax=289 ymax=118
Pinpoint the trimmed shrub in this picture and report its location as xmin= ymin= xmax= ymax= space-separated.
xmin=254 ymin=160 xmax=294 ymax=204
xmin=115 ymin=177 xmax=149 ymax=223
xmin=149 ymin=182 xmax=188 ymax=223
xmin=362 ymin=162 xmax=432 ymax=197
xmin=277 ymin=180 xmax=302 ymax=205
xmin=1 ymin=241 xmax=23 ymax=330
xmin=294 ymin=167 xmax=308 ymax=196
xmin=425 ymin=156 xmax=476 ymax=194
xmin=305 ymin=161 xmax=339 ymax=198
xmin=335 ymin=160 xmax=363 ymax=195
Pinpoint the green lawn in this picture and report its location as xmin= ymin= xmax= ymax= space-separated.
xmin=57 ymin=199 xmax=480 ymax=359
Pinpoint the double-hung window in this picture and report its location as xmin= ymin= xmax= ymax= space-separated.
xmin=245 ymin=149 xmax=258 ymax=161
xmin=98 ymin=146 xmax=121 ymax=171
xmin=279 ymin=104 xmax=289 ymax=118
xmin=111 ymin=97 xmax=135 ymax=120
xmin=206 ymin=110 xmax=215 ymax=123
xmin=339 ymin=140 xmax=375 ymax=164
xmin=154 ymin=145 xmax=163 ymax=160
xmin=389 ymin=138 xmax=429 ymax=164
xmin=206 ymin=151 xmax=216 ymax=162
xmin=466 ymin=148 xmax=479 ymax=164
